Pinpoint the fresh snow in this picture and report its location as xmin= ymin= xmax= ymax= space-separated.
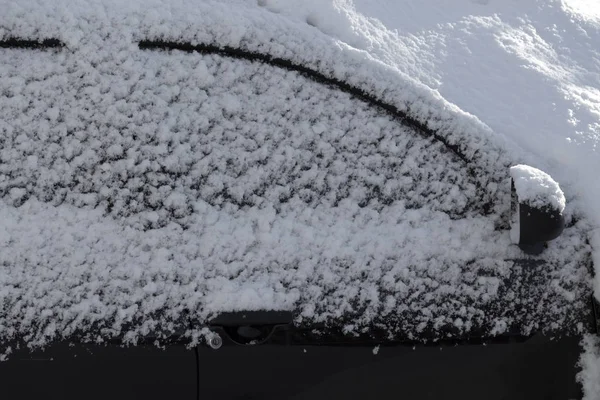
xmin=252 ymin=0 xmax=600 ymax=393
xmin=0 ymin=2 xmax=597 ymax=389
xmin=510 ymin=164 xmax=566 ymax=212
xmin=579 ymin=335 xmax=600 ymax=400
xmin=7 ymin=46 xmax=588 ymax=346
xmin=260 ymin=0 xmax=600 ymax=289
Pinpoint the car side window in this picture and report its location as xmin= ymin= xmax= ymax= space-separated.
xmin=1 ymin=45 xmax=482 ymax=230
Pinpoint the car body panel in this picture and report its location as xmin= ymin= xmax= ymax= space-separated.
xmin=0 ymin=40 xmax=592 ymax=346
xmin=0 ymin=2 xmax=595 ymax=398
xmin=0 ymin=334 xmax=582 ymax=400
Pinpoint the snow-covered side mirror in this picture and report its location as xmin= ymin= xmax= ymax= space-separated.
xmin=509 ymin=165 xmax=566 ymax=255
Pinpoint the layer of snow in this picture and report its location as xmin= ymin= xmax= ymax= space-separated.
xmin=3 ymin=47 xmax=589 ymax=347
xmin=578 ymin=335 xmax=600 ymax=400
xmin=510 ymin=164 xmax=566 ymax=212
xmin=0 ymin=0 xmax=594 ymax=355
xmin=258 ymin=0 xmax=600 ymax=392
xmin=260 ymin=0 xmax=600 ymax=288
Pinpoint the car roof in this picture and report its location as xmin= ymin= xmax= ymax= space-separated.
xmin=0 ymin=0 xmax=593 ymax=349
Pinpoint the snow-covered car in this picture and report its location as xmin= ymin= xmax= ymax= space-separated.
xmin=0 ymin=1 xmax=597 ymax=399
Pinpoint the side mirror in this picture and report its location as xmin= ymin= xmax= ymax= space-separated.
xmin=509 ymin=165 xmax=565 ymax=255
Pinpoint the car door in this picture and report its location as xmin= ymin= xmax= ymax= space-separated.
xmin=0 ymin=16 xmax=592 ymax=400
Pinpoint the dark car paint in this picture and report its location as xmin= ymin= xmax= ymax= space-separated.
xmin=0 ymin=334 xmax=582 ymax=400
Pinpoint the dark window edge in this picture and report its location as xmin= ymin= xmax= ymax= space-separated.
xmin=138 ymin=40 xmax=468 ymax=164
xmin=0 ymin=38 xmax=64 ymax=49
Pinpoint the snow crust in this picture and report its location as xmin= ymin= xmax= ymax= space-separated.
xmin=0 ymin=0 xmax=594 ymax=351
xmin=510 ymin=164 xmax=566 ymax=212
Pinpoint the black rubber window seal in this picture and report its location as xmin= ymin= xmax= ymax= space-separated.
xmin=138 ymin=40 xmax=469 ymax=164
xmin=0 ymin=38 xmax=64 ymax=49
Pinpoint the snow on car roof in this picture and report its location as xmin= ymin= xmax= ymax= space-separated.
xmin=0 ymin=0 xmax=594 ymax=352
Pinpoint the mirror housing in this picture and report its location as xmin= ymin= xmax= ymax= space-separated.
xmin=509 ymin=165 xmax=565 ymax=255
